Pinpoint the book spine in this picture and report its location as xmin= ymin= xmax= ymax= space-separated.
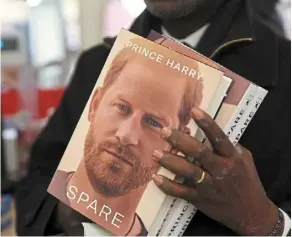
xmin=223 ymin=84 xmax=258 ymax=137
xmin=176 ymin=204 xmax=197 ymax=237
xmin=160 ymin=200 xmax=197 ymax=237
xmin=155 ymin=197 xmax=177 ymax=236
xmin=161 ymin=201 xmax=197 ymax=236
xmin=195 ymin=76 xmax=231 ymax=142
xmin=229 ymin=87 xmax=268 ymax=146
xmin=160 ymin=199 xmax=189 ymax=236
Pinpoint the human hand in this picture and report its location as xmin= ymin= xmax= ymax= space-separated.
xmin=152 ymin=108 xmax=280 ymax=236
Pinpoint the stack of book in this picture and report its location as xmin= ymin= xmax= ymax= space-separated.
xmin=47 ymin=29 xmax=267 ymax=236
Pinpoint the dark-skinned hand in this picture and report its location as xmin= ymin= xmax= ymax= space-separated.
xmin=152 ymin=108 xmax=281 ymax=236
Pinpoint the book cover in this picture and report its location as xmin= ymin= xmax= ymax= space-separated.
xmin=47 ymin=29 xmax=225 ymax=236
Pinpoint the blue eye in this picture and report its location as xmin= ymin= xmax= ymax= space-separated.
xmin=115 ymin=103 xmax=130 ymax=114
xmin=144 ymin=116 xmax=162 ymax=128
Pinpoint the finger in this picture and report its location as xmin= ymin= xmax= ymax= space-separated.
xmin=152 ymin=174 xmax=197 ymax=202
xmin=160 ymin=128 xmax=218 ymax=170
xmin=153 ymin=150 xmax=212 ymax=185
xmin=191 ymin=108 xmax=236 ymax=157
xmin=235 ymin=144 xmax=244 ymax=155
xmin=160 ymin=127 xmax=210 ymax=158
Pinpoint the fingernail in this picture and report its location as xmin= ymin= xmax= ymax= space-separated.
xmin=153 ymin=150 xmax=163 ymax=161
xmin=192 ymin=108 xmax=204 ymax=120
xmin=152 ymin=174 xmax=163 ymax=185
xmin=161 ymin=127 xmax=172 ymax=139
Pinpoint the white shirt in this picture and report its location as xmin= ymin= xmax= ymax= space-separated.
xmin=276 ymin=0 xmax=291 ymax=39
xmin=280 ymin=208 xmax=291 ymax=236
xmin=161 ymin=24 xmax=209 ymax=48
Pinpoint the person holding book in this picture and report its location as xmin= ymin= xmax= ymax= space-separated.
xmin=15 ymin=0 xmax=290 ymax=236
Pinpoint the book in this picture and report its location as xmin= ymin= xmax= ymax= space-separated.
xmin=47 ymin=28 xmax=230 ymax=236
xmin=146 ymin=30 xmax=267 ymax=236
xmin=229 ymin=87 xmax=267 ymax=146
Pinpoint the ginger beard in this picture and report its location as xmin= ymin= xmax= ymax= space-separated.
xmin=83 ymin=123 xmax=160 ymax=197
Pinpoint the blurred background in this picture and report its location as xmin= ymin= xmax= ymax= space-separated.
xmin=0 ymin=0 xmax=291 ymax=235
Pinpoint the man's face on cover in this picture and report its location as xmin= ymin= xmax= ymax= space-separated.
xmin=84 ymin=62 xmax=189 ymax=197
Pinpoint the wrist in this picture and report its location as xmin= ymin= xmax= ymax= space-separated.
xmin=267 ymin=209 xmax=285 ymax=236
xmin=240 ymin=201 xmax=282 ymax=236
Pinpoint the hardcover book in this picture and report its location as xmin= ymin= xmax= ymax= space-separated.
xmin=47 ymin=29 xmax=229 ymax=236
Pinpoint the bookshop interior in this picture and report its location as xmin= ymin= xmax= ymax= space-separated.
xmin=1 ymin=0 xmax=291 ymax=235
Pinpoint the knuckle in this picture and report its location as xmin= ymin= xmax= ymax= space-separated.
xmin=236 ymin=144 xmax=252 ymax=156
xmin=195 ymin=144 xmax=209 ymax=159
xmin=169 ymin=129 xmax=182 ymax=147
xmin=159 ymin=153 xmax=170 ymax=165
xmin=219 ymin=160 xmax=235 ymax=178
xmin=204 ymin=176 xmax=214 ymax=186
xmin=244 ymin=149 xmax=252 ymax=158
xmin=215 ymin=132 xmax=227 ymax=144
xmin=163 ymin=184 xmax=173 ymax=196
xmin=184 ymin=165 xmax=200 ymax=184
xmin=181 ymin=188 xmax=196 ymax=202
xmin=173 ymin=185 xmax=187 ymax=199
xmin=186 ymin=166 xmax=200 ymax=181
xmin=231 ymin=158 xmax=240 ymax=169
xmin=234 ymin=156 xmax=245 ymax=167
xmin=189 ymin=189 xmax=198 ymax=201
xmin=235 ymin=144 xmax=244 ymax=155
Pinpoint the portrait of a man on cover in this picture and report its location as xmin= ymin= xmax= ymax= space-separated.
xmin=48 ymin=37 xmax=204 ymax=236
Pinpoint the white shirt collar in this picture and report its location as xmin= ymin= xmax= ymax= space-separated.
xmin=161 ymin=24 xmax=209 ymax=48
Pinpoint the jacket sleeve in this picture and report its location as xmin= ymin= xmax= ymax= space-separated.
xmin=14 ymin=50 xmax=92 ymax=236
xmin=278 ymin=38 xmax=291 ymax=219
xmin=276 ymin=38 xmax=291 ymax=236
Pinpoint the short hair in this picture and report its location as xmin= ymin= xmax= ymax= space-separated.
xmin=101 ymin=38 xmax=203 ymax=127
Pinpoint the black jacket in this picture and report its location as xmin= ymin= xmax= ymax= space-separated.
xmin=15 ymin=0 xmax=291 ymax=235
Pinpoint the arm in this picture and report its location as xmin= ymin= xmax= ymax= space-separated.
xmin=14 ymin=46 xmax=105 ymax=235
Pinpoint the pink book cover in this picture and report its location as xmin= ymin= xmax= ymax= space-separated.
xmin=47 ymin=29 xmax=225 ymax=236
